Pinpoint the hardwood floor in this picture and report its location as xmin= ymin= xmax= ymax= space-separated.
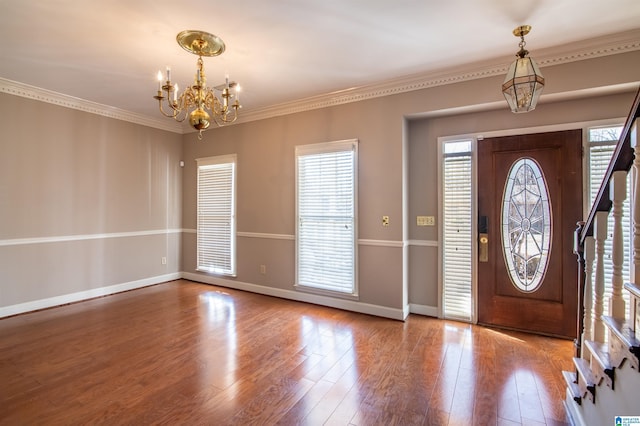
xmin=0 ymin=280 xmax=573 ymax=425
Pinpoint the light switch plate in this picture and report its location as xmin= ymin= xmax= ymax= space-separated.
xmin=417 ymin=216 xmax=435 ymax=226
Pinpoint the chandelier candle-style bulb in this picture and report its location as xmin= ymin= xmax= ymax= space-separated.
xmin=153 ymin=30 xmax=241 ymax=140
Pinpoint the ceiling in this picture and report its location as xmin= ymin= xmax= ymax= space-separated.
xmin=1 ymin=0 xmax=639 ymax=124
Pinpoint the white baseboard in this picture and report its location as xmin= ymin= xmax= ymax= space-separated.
xmin=409 ymin=303 xmax=439 ymax=317
xmin=182 ymin=272 xmax=406 ymax=321
xmin=0 ymin=273 xmax=181 ymax=318
xmin=1 ymin=273 xmax=432 ymax=322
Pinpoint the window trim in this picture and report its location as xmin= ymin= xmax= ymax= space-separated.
xmin=294 ymin=139 xmax=359 ymax=298
xmin=196 ymin=154 xmax=237 ymax=277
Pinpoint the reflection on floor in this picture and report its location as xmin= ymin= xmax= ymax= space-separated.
xmin=0 ymin=280 xmax=573 ymax=425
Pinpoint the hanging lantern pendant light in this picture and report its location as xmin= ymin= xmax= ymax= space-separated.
xmin=502 ymin=25 xmax=545 ymax=113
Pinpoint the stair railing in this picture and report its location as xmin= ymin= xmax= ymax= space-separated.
xmin=575 ymin=88 xmax=640 ymax=359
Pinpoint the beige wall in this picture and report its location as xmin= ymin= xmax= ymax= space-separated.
xmin=1 ymin=49 xmax=639 ymax=319
xmin=181 ymin=100 xmax=406 ymax=313
xmin=181 ymin=50 xmax=640 ymax=318
xmin=0 ymin=94 xmax=183 ymax=314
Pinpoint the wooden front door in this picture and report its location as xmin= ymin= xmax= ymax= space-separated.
xmin=477 ymin=130 xmax=582 ymax=338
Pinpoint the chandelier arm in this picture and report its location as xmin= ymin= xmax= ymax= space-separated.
xmin=210 ymin=105 xmax=239 ymax=126
xmin=157 ymin=98 xmax=181 ymax=119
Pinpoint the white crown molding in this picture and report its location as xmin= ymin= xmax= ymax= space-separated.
xmin=0 ymin=78 xmax=184 ymax=134
xmin=2 ymin=29 xmax=639 ymax=132
xmin=238 ymin=29 xmax=640 ymax=124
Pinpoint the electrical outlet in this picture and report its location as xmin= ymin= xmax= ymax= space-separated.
xmin=382 ymin=215 xmax=390 ymax=226
xmin=161 ymin=257 xmax=167 ymax=265
xmin=260 ymin=264 xmax=266 ymax=275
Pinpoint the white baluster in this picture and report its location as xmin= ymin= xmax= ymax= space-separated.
xmin=631 ymin=120 xmax=640 ymax=288
xmin=582 ymin=236 xmax=595 ymax=358
xmin=594 ymin=211 xmax=608 ymax=342
xmin=610 ymin=170 xmax=627 ymax=318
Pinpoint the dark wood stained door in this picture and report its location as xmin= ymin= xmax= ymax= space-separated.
xmin=477 ymin=130 xmax=582 ymax=338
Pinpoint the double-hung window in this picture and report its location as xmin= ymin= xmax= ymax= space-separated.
xmin=196 ymin=154 xmax=237 ymax=276
xmin=295 ymin=140 xmax=358 ymax=296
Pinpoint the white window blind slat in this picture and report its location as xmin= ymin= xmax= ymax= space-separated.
xmin=296 ymin=141 xmax=357 ymax=295
xmin=442 ymin=144 xmax=473 ymax=321
xmin=197 ymin=156 xmax=236 ymax=276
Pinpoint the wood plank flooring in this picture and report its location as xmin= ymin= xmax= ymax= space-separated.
xmin=0 ymin=280 xmax=573 ymax=425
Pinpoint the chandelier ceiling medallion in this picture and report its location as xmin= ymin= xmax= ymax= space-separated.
xmin=154 ymin=30 xmax=241 ymax=139
xmin=502 ymin=25 xmax=545 ymax=113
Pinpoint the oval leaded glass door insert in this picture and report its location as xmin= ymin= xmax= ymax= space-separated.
xmin=501 ymin=157 xmax=552 ymax=292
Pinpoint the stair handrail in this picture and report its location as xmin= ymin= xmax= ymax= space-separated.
xmin=580 ymin=88 xmax=640 ymax=243
xmin=574 ymin=87 xmax=640 ymax=358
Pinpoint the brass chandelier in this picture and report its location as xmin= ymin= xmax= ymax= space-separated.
xmin=154 ymin=30 xmax=241 ymax=139
xmin=502 ymin=25 xmax=545 ymax=113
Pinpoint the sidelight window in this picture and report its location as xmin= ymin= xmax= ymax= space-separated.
xmin=587 ymin=125 xmax=630 ymax=313
xmin=442 ymin=140 xmax=473 ymax=320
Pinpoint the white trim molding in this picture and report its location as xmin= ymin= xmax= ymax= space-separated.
xmin=0 ymin=273 xmax=181 ymax=318
xmin=182 ymin=272 xmax=406 ymax=320
xmin=358 ymin=239 xmax=403 ymax=248
xmin=0 ymin=229 xmax=183 ymax=247
xmin=2 ymin=29 xmax=638 ymax=131
xmin=0 ymin=78 xmax=183 ymax=134
xmin=0 ymin=229 xmax=182 ymax=247
xmin=190 ymin=230 xmax=404 ymax=247
xmin=406 ymin=239 xmax=439 ymax=247
xmin=237 ymin=232 xmax=295 ymax=240
xmin=236 ymin=29 xmax=640 ymax=124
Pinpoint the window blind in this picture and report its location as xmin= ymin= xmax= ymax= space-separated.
xmin=296 ymin=141 xmax=357 ymax=294
xmin=442 ymin=142 xmax=473 ymax=321
xmin=442 ymin=148 xmax=473 ymax=321
xmin=197 ymin=155 xmax=236 ymax=276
